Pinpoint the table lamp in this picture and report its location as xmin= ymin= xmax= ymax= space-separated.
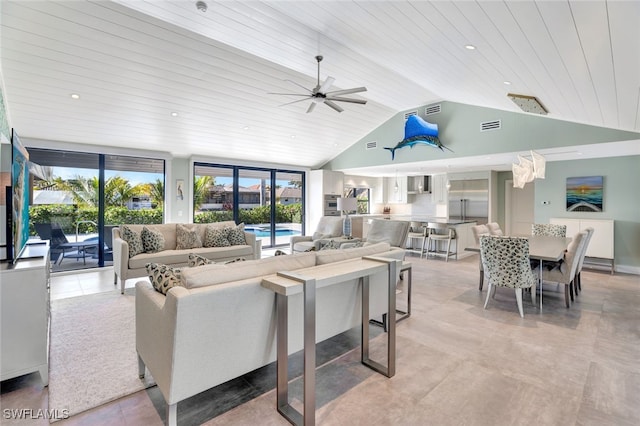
xmin=337 ymin=197 xmax=358 ymax=238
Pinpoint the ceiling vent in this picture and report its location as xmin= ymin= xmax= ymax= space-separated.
xmin=365 ymin=141 xmax=377 ymax=150
xmin=425 ymin=104 xmax=441 ymax=115
xmin=480 ymin=120 xmax=501 ymax=132
xmin=404 ymin=110 xmax=418 ymax=120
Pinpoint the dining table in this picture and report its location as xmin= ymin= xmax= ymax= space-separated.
xmin=466 ymin=235 xmax=572 ymax=310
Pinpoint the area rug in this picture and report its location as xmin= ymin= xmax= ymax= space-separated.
xmin=48 ymin=288 xmax=156 ymax=419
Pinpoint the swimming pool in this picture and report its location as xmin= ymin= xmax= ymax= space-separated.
xmin=245 ymin=227 xmax=300 ymax=238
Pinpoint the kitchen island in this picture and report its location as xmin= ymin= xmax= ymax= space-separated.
xmin=350 ymin=215 xmax=478 ymax=260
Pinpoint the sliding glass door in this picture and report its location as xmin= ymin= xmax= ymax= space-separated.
xmin=27 ymin=148 xmax=165 ymax=272
xmin=193 ymin=163 xmax=304 ymax=249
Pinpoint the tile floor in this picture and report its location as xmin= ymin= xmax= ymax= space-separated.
xmin=1 ymin=250 xmax=639 ymax=425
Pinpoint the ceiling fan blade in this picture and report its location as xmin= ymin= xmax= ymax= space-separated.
xmin=318 ymin=76 xmax=335 ymax=94
xmin=268 ymin=92 xmax=311 ymax=97
xmin=284 ymin=79 xmax=312 ymax=93
xmin=306 ymin=102 xmax=317 ymax=113
xmin=279 ymin=97 xmax=312 ymax=107
xmin=325 ymin=97 xmax=367 ymax=105
xmin=324 ymin=100 xmax=344 ymax=113
xmin=326 ymin=87 xmax=367 ymax=96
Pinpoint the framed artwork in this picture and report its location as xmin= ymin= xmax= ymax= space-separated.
xmin=566 ymin=176 xmax=603 ymax=212
xmin=176 ymin=179 xmax=184 ymax=201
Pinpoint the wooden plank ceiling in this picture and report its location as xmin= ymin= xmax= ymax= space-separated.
xmin=1 ymin=0 xmax=638 ymax=171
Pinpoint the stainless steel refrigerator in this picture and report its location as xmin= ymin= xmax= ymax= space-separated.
xmin=448 ymin=179 xmax=489 ymax=224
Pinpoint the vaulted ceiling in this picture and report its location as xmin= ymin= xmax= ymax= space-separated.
xmin=1 ymin=1 xmax=639 ymax=171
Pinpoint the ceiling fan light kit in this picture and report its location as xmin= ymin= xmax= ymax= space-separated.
xmin=507 ymin=93 xmax=548 ymax=115
xmin=270 ymin=55 xmax=367 ymax=113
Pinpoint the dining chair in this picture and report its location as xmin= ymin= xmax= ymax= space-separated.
xmin=542 ymin=231 xmax=587 ymax=308
xmin=573 ymin=227 xmax=594 ymax=294
xmin=532 ymin=223 xmax=567 ymax=237
xmin=406 ymin=221 xmax=428 ymax=258
xmin=486 ymin=222 xmax=504 ymax=236
xmin=471 ymin=224 xmax=490 ymax=290
xmin=480 ymin=235 xmax=536 ymax=317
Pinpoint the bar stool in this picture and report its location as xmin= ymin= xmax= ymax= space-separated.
xmin=426 ymin=222 xmax=457 ymax=262
xmin=405 ymin=221 xmax=428 ymax=258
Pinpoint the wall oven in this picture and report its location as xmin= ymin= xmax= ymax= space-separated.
xmin=324 ymin=194 xmax=340 ymax=216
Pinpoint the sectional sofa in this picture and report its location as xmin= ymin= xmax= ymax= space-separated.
xmin=135 ymin=242 xmax=405 ymax=426
xmin=112 ymin=222 xmax=260 ymax=294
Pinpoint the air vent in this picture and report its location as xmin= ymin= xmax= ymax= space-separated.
xmin=404 ymin=110 xmax=418 ymax=120
xmin=480 ymin=120 xmax=501 ymax=132
xmin=365 ymin=141 xmax=377 ymax=150
xmin=425 ymin=104 xmax=441 ymax=115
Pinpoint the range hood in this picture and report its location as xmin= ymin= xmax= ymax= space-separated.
xmin=407 ymin=176 xmax=431 ymax=194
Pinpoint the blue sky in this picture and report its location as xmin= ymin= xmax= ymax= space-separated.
xmin=53 ymin=167 xmax=162 ymax=186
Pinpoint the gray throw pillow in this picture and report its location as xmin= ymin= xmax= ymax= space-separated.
xmin=145 ymin=263 xmax=184 ymax=295
xmin=121 ymin=225 xmax=144 ymax=257
xmin=141 ymin=226 xmax=165 ymax=253
xmin=176 ymin=224 xmax=203 ymax=250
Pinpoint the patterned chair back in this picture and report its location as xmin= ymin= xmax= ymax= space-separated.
xmin=480 ymin=236 xmax=536 ymax=290
xmin=531 ymin=223 xmax=567 ymax=237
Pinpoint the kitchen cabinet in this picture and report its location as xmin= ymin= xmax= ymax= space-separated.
xmin=309 ymin=170 xmax=344 ymax=232
xmin=385 ymin=176 xmax=407 ymax=204
xmin=432 ymin=174 xmax=448 ymax=204
xmin=1 ymin=244 xmax=51 ymax=386
xmin=312 ymin=170 xmax=343 ymax=195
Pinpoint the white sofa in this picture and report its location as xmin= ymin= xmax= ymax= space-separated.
xmin=113 ymin=222 xmax=260 ymax=294
xmin=135 ymin=242 xmax=404 ymax=426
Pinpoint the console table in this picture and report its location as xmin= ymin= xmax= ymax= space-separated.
xmin=261 ymin=255 xmax=401 ymax=426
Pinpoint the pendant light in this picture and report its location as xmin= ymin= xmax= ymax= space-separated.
xmin=394 ymin=170 xmax=399 ymax=193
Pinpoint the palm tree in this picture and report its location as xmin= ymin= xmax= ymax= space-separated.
xmin=193 ymin=176 xmax=213 ymax=211
xmin=66 ymin=175 xmax=99 ymax=207
xmin=104 ymin=176 xmax=139 ymax=207
xmin=148 ymin=179 xmax=164 ymax=208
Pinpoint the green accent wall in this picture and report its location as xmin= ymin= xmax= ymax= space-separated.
xmin=324 ymin=101 xmax=640 ymax=170
xmin=536 ymin=156 xmax=640 ymax=269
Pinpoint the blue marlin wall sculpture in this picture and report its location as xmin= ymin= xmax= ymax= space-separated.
xmin=384 ymin=115 xmax=453 ymax=160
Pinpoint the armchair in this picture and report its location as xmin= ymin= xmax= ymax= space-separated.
xmin=343 ymin=219 xmax=409 ymax=250
xmin=290 ymin=216 xmax=344 ymax=253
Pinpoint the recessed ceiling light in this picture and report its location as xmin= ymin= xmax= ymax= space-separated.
xmin=464 ymin=44 xmax=476 ymax=50
xmin=503 ymin=81 xmax=512 ymax=85
xmin=70 ymin=93 xmax=80 ymax=99
xmin=290 ymin=135 xmax=296 ymax=139
xmin=170 ymin=112 xmax=178 ymax=117
xmin=196 ymin=1 xmax=207 ymax=12
xmin=243 ymin=126 xmax=250 ymax=130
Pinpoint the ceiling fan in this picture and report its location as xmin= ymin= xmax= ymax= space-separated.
xmin=270 ymin=55 xmax=367 ymax=113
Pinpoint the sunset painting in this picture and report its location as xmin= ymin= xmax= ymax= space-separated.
xmin=566 ymin=176 xmax=603 ymax=212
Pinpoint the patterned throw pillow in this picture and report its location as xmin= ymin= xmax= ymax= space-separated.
xmin=146 ymin=263 xmax=184 ymax=295
xmin=188 ymin=253 xmax=215 ymax=267
xmin=121 ymin=225 xmax=144 ymax=257
xmin=141 ymin=226 xmax=165 ymax=253
xmin=204 ymin=226 xmax=231 ymax=247
xmin=176 ymin=224 xmax=203 ymax=250
xmin=223 ymin=257 xmax=246 ymax=264
xmin=320 ymin=239 xmax=343 ymax=250
xmin=227 ymin=223 xmax=247 ymax=246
